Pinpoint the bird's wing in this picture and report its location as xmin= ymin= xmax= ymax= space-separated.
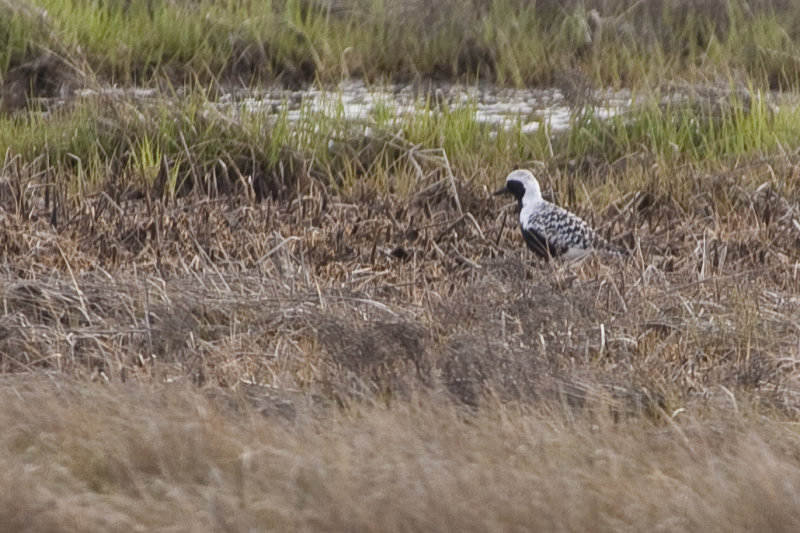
xmin=527 ymin=204 xmax=600 ymax=252
xmin=531 ymin=203 xmax=629 ymax=257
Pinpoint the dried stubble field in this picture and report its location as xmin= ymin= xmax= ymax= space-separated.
xmin=3 ymin=137 xmax=800 ymax=531
xmin=3 ymin=0 xmax=800 ymax=531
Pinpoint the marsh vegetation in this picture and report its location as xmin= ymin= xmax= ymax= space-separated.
xmin=2 ymin=0 xmax=800 ymax=531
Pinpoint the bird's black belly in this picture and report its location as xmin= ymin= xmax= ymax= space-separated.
xmin=521 ymin=227 xmax=567 ymax=259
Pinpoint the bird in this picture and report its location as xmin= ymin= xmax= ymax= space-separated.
xmin=494 ymin=169 xmax=628 ymax=260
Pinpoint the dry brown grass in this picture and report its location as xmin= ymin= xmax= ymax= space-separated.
xmin=1 ymin=148 xmax=800 ymax=530
xmin=3 ymin=379 xmax=800 ymax=532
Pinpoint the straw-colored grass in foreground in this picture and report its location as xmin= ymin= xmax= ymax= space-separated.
xmin=3 ymin=379 xmax=800 ymax=532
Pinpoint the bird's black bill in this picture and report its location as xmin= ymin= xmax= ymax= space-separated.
xmin=493 ymin=186 xmax=510 ymax=196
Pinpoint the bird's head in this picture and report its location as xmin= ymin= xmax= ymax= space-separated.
xmin=493 ymin=169 xmax=542 ymax=204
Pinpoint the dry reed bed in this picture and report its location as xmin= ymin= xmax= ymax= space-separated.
xmin=1 ymin=156 xmax=799 ymax=413
xmin=2 ymin=147 xmax=800 ymax=530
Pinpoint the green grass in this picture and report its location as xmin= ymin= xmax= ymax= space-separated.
xmin=564 ymin=88 xmax=792 ymax=164
xmin=3 ymin=0 xmax=800 ymax=89
xmin=1 ymin=82 xmax=798 ymax=207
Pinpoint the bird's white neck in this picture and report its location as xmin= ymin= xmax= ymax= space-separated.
xmin=522 ymin=186 xmax=542 ymax=205
xmin=518 ymin=188 xmax=544 ymax=225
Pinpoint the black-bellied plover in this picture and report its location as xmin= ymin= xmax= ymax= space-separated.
xmin=495 ymin=169 xmax=628 ymax=260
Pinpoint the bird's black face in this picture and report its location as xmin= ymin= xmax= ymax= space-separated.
xmin=493 ymin=179 xmax=526 ymax=202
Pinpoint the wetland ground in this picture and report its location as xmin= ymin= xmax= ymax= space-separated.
xmin=2 ymin=0 xmax=800 ymax=531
